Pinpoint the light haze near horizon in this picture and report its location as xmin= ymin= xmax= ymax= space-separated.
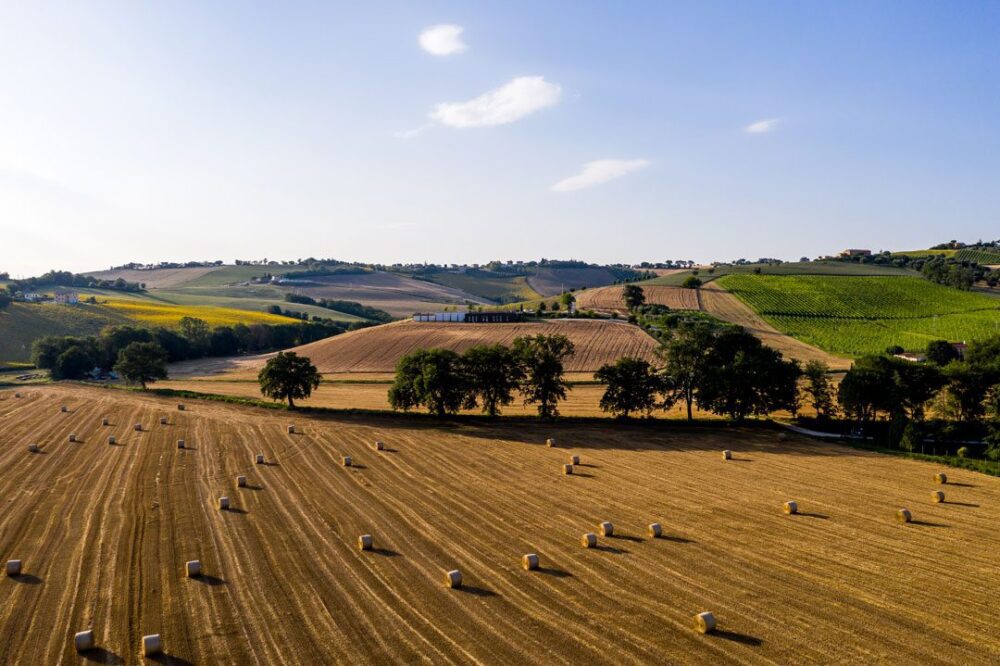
xmin=1 ymin=1 xmax=998 ymax=277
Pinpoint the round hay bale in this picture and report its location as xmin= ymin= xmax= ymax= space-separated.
xmin=444 ymin=569 xmax=462 ymax=589
xmin=5 ymin=559 xmax=22 ymax=576
xmin=598 ymin=521 xmax=614 ymax=537
xmin=563 ymin=463 xmax=574 ymax=475
xmin=219 ymin=496 xmax=230 ymax=510
xmin=546 ymin=438 xmax=556 ymax=448
xmin=74 ymin=629 xmax=94 ymax=652
xmin=648 ymin=522 xmax=662 ymax=538
xmin=522 ymin=553 xmax=539 ymax=571
xmin=14 ymin=392 xmax=21 ymax=398
xmin=358 ymin=534 xmax=373 ymax=551
xmin=896 ymin=508 xmax=912 ymax=523
xmin=68 ymin=433 xmax=76 ymax=443
xmin=61 ymin=405 xmax=68 ymax=413
xmin=581 ymin=532 xmax=597 ymax=548
xmin=694 ymin=611 xmax=716 ymax=634
xmin=133 ymin=423 xmax=142 ymax=432
xmin=934 ymin=472 xmax=948 ymax=485
xmin=342 ymin=456 xmax=352 ymax=467
xmin=931 ymin=490 xmax=945 ymax=503
xmin=570 ymin=455 xmax=580 ymax=465
xmin=237 ymin=475 xmax=247 ymax=488
xmin=255 ymin=454 xmax=265 ymax=465
xmin=185 ymin=560 xmax=201 ymax=578
xmin=374 ymin=440 xmax=384 ymax=451
xmin=177 ymin=439 xmax=185 ymax=449
xmin=142 ymin=634 xmax=161 ymax=657
xmin=287 ymin=425 xmax=295 ymax=434
xmin=722 ymin=449 xmax=732 ymax=460
xmin=159 ymin=417 xmax=168 ymax=425
xmin=784 ymin=501 xmax=798 ymax=515
xmin=28 ymin=443 xmax=39 ymax=453
xmin=177 ymin=403 xmax=185 ymax=411
xmin=102 ymin=417 xmax=109 ymax=426
xmin=108 ymin=436 xmax=116 ymax=445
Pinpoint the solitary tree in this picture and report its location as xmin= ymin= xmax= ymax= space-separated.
xmin=114 ymin=341 xmax=168 ymax=389
xmin=681 ymin=275 xmax=702 ymax=289
xmin=622 ymin=284 xmax=645 ymax=310
xmin=388 ymin=348 xmax=467 ymax=416
xmin=257 ymin=351 xmax=321 ymax=408
xmin=461 ymin=344 xmax=525 ymax=416
xmin=594 ymin=356 xmax=663 ymax=418
xmin=514 ymin=334 xmax=575 ymax=418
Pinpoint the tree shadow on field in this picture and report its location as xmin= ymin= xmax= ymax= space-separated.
xmin=714 ymin=630 xmax=762 ymax=647
xmin=458 ymin=585 xmax=498 ymax=598
xmin=11 ymin=573 xmax=42 ymax=585
xmin=192 ymin=574 xmax=226 ymax=586
xmin=147 ymin=653 xmax=194 ymax=666
xmin=80 ymin=647 xmax=125 ymax=665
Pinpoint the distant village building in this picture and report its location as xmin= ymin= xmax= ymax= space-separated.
xmin=54 ymin=292 xmax=79 ymax=304
xmin=840 ymin=249 xmax=872 ymax=257
xmin=22 ymin=292 xmax=44 ymax=302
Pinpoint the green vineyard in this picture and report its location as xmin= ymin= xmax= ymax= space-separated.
xmin=954 ymin=248 xmax=1000 ymax=265
xmin=717 ymin=275 xmax=1000 ymax=356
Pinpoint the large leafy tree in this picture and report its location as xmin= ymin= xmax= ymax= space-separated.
xmin=802 ymin=360 xmax=836 ymax=419
xmin=594 ymin=356 xmax=663 ymax=418
xmin=622 ymin=284 xmax=646 ymax=310
xmin=257 ymin=351 xmax=321 ymax=408
xmin=697 ymin=328 xmax=801 ymax=421
xmin=513 ymin=334 xmax=575 ymax=418
xmin=52 ymin=345 xmax=97 ymax=380
xmin=461 ymin=344 xmax=525 ymax=416
xmin=114 ymin=341 xmax=168 ymax=389
xmin=97 ymin=325 xmax=153 ymax=371
xmin=388 ymin=348 xmax=467 ymax=416
xmin=659 ymin=322 xmax=714 ymax=421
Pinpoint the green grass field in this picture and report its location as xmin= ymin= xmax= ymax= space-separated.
xmin=420 ymin=271 xmax=542 ymax=303
xmin=954 ymin=248 xmax=1000 ymax=264
xmin=647 ymin=261 xmax=913 ymax=286
xmin=718 ymin=274 xmax=1000 ymax=356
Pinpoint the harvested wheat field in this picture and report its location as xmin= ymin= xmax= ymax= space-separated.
xmin=701 ymin=282 xmax=852 ymax=371
xmin=205 ymin=319 xmax=661 ymax=377
xmin=575 ymin=284 xmax=700 ymax=313
xmin=1 ymin=386 xmax=998 ymax=664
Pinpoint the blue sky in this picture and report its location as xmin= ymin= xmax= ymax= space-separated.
xmin=1 ymin=1 xmax=998 ymax=276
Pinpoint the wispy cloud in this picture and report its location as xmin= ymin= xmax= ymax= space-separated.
xmin=744 ymin=118 xmax=781 ymax=134
xmin=419 ymin=24 xmax=468 ymax=56
xmin=550 ymin=159 xmax=650 ymax=193
xmin=393 ymin=123 xmax=432 ymax=139
xmin=429 ymin=76 xmax=562 ymax=128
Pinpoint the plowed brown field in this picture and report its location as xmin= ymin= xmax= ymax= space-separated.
xmin=1 ymin=386 xmax=998 ymax=664
xmin=576 ymin=285 xmax=700 ymax=312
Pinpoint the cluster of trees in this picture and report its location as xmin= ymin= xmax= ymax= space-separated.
xmin=31 ymin=318 xmax=352 ymax=380
xmin=834 ymin=251 xmax=995 ymax=289
xmin=283 ymin=294 xmax=393 ymax=322
xmin=388 ymin=335 xmax=576 ymax=417
xmin=109 ymin=260 xmax=224 ymax=270
xmin=833 ymin=336 xmax=1000 ymax=452
xmin=5 ymin=270 xmax=144 ymax=293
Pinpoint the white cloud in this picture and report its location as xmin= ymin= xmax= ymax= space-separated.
xmin=744 ymin=118 xmax=781 ymax=134
xmin=419 ymin=24 xmax=468 ymax=56
xmin=550 ymin=159 xmax=650 ymax=193
xmin=393 ymin=124 xmax=432 ymax=139
xmin=429 ymin=76 xmax=562 ymax=128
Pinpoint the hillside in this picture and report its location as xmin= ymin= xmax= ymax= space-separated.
xmin=527 ymin=266 xmax=634 ymax=296
xmin=718 ymin=275 xmax=1000 ymax=356
xmin=0 ymin=385 xmax=997 ymax=663
xmin=575 ymin=284 xmax=700 ymax=312
xmin=648 ymin=261 xmax=914 ymax=287
xmin=0 ymin=303 xmax=130 ymax=362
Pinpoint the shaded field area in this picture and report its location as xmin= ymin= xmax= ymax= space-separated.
xmin=291 ymin=272 xmax=490 ymax=317
xmin=0 ymin=385 xmax=997 ymax=664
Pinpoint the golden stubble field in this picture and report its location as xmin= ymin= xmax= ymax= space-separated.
xmin=1 ymin=385 xmax=998 ymax=664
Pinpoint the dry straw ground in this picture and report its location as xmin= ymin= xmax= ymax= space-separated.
xmin=1 ymin=385 xmax=997 ymax=664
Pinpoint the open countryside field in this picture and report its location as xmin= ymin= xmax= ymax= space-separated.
xmin=575 ymin=284 xmax=700 ymax=312
xmin=291 ymin=272 xmax=490 ymax=317
xmin=100 ymin=297 xmax=293 ymax=328
xmin=526 ymin=266 xmax=635 ymax=297
xmin=0 ymin=385 xmax=998 ymax=664
xmin=649 ymin=261 xmax=915 ymax=287
xmin=85 ymin=266 xmax=224 ymax=289
xmin=718 ymin=275 xmax=1000 ymax=356
xmin=270 ymin=319 xmax=661 ymax=375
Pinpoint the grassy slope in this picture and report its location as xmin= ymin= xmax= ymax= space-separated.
xmin=420 ymin=271 xmax=542 ymax=303
xmin=0 ymin=302 xmax=131 ymax=362
xmin=718 ymin=274 xmax=1000 ymax=356
xmin=648 ymin=261 xmax=914 ymax=286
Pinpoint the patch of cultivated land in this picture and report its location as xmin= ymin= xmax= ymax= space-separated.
xmin=85 ymin=266 xmax=223 ymax=289
xmin=292 ymin=272 xmax=490 ymax=317
xmin=526 ymin=267 xmax=628 ymax=297
xmin=0 ymin=303 xmax=132 ymax=363
xmin=270 ymin=319 xmax=660 ymax=374
xmin=1 ymin=385 xmax=998 ymax=663
xmin=718 ymin=274 xmax=1000 ymax=356
xmin=575 ymin=284 xmax=700 ymax=312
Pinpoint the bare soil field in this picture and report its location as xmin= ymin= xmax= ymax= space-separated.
xmin=576 ymin=284 xmax=700 ymax=313
xmin=526 ymin=267 xmax=625 ymax=297
xmin=292 ymin=272 xmax=490 ymax=317
xmin=701 ymin=282 xmax=853 ymax=371
xmin=85 ymin=267 xmax=222 ymax=289
xmin=1 ymin=385 xmax=997 ymax=664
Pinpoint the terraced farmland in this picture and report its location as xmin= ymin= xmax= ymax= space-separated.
xmin=0 ymin=385 xmax=997 ymax=663
xmin=718 ymin=275 xmax=1000 ymax=356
